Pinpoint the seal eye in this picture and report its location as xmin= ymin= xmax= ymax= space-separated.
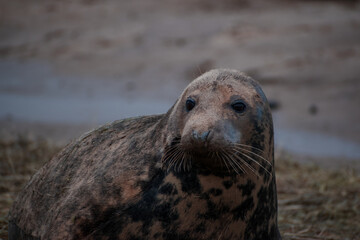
xmin=185 ymin=98 xmax=196 ymax=112
xmin=231 ymin=101 xmax=246 ymax=113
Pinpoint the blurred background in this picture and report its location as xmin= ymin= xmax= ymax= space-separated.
xmin=1 ymin=0 xmax=360 ymax=169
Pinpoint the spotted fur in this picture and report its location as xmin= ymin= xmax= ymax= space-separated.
xmin=9 ymin=69 xmax=281 ymax=240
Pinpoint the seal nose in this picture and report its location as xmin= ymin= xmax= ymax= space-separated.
xmin=192 ymin=130 xmax=211 ymax=142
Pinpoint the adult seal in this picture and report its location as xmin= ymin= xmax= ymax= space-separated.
xmin=9 ymin=69 xmax=281 ymax=240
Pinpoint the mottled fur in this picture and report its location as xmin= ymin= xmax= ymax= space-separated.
xmin=9 ymin=69 xmax=281 ymax=240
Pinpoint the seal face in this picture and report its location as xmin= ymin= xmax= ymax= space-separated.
xmin=8 ymin=69 xmax=281 ymax=240
xmin=164 ymin=69 xmax=273 ymax=176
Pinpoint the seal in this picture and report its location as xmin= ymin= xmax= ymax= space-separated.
xmin=8 ymin=69 xmax=281 ymax=240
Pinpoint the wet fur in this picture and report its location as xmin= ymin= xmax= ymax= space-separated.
xmin=9 ymin=69 xmax=281 ymax=240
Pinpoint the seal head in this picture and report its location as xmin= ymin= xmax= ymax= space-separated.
xmin=164 ymin=69 xmax=273 ymax=176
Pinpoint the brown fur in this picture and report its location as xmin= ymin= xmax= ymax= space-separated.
xmin=9 ymin=69 xmax=281 ymax=240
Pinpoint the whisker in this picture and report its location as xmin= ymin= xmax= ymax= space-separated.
xmin=179 ymin=152 xmax=185 ymax=172
xmin=161 ymin=153 xmax=174 ymax=168
xmin=225 ymin=151 xmax=255 ymax=173
xmin=178 ymin=152 xmax=186 ymax=172
xmin=226 ymin=157 xmax=242 ymax=175
xmin=167 ymin=149 xmax=183 ymax=171
xmin=233 ymin=146 xmax=272 ymax=166
xmin=163 ymin=145 xmax=180 ymax=158
xmin=162 ymin=146 xmax=178 ymax=163
xmin=170 ymin=151 xmax=183 ymax=170
xmin=162 ymin=136 xmax=182 ymax=159
xmin=231 ymin=152 xmax=259 ymax=177
xmin=222 ymin=151 xmax=245 ymax=175
xmin=161 ymin=150 xmax=176 ymax=166
xmin=214 ymin=152 xmax=224 ymax=170
xmin=162 ymin=141 xmax=194 ymax=172
xmin=217 ymin=152 xmax=231 ymax=174
xmin=235 ymin=150 xmax=272 ymax=177
xmin=233 ymin=143 xmax=265 ymax=154
xmin=174 ymin=152 xmax=181 ymax=172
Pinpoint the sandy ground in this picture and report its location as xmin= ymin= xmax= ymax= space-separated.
xmin=1 ymin=0 xmax=360 ymax=169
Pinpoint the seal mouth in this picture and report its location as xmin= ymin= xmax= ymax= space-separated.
xmin=162 ymin=136 xmax=273 ymax=176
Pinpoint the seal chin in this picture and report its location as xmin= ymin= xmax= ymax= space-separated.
xmin=183 ymin=144 xmax=227 ymax=170
xmin=191 ymin=153 xmax=222 ymax=170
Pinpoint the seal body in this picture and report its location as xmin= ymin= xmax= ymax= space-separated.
xmin=9 ymin=69 xmax=281 ymax=240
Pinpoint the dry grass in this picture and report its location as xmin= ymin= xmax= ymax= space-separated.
xmin=0 ymin=136 xmax=61 ymax=240
xmin=0 ymin=137 xmax=359 ymax=240
xmin=276 ymin=154 xmax=360 ymax=240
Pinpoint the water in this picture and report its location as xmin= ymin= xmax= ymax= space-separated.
xmin=275 ymin=128 xmax=360 ymax=159
xmin=0 ymin=93 xmax=172 ymax=124
xmin=0 ymin=60 xmax=174 ymax=124
xmin=1 ymin=60 xmax=360 ymax=160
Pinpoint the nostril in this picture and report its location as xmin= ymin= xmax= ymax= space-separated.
xmin=201 ymin=131 xmax=210 ymax=141
xmin=192 ymin=130 xmax=199 ymax=140
xmin=192 ymin=130 xmax=211 ymax=142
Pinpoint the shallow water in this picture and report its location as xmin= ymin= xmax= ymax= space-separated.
xmin=0 ymin=93 xmax=171 ymax=124
xmin=275 ymin=128 xmax=360 ymax=159
xmin=1 ymin=60 xmax=360 ymax=160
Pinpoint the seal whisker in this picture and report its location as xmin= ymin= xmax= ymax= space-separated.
xmin=178 ymin=152 xmax=184 ymax=172
xmin=173 ymin=151 xmax=181 ymax=172
xmin=231 ymin=152 xmax=259 ymax=177
xmin=161 ymin=146 xmax=179 ymax=163
xmin=166 ymin=148 xmax=183 ymax=172
xmin=161 ymin=146 xmax=179 ymax=165
xmin=170 ymin=150 xmax=184 ymax=171
xmin=226 ymin=157 xmax=242 ymax=175
xmin=233 ymin=146 xmax=273 ymax=167
xmin=222 ymin=151 xmax=245 ymax=175
xmin=216 ymin=151 xmax=231 ymax=174
xmin=234 ymin=143 xmax=265 ymax=154
xmin=214 ymin=152 xmax=224 ymax=170
xmin=234 ymin=150 xmax=272 ymax=177
xmin=229 ymin=155 xmax=247 ymax=175
xmin=163 ymin=144 xmax=181 ymax=158
xmin=181 ymin=153 xmax=189 ymax=172
xmin=178 ymin=152 xmax=186 ymax=172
